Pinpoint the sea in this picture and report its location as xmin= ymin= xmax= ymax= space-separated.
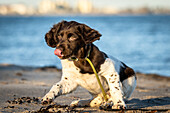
xmin=0 ymin=15 xmax=170 ymax=77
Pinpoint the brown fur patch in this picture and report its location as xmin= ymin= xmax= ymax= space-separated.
xmin=119 ymin=62 xmax=136 ymax=82
xmin=111 ymin=81 xmax=115 ymax=83
xmin=73 ymin=44 xmax=106 ymax=74
xmin=117 ymin=100 xmax=122 ymax=103
xmin=115 ymin=87 xmax=119 ymax=90
xmin=125 ymin=67 xmax=135 ymax=76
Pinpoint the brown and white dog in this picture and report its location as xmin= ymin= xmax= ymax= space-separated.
xmin=42 ymin=20 xmax=137 ymax=109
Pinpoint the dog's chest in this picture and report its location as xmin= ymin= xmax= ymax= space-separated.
xmin=61 ymin=59 xmax=112 ymax=94
xmin=60 ymin=58 xmax=122 ymax=94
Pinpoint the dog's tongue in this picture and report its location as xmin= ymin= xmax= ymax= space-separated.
xmin=54 ymin=49 xmax=62 ymax=57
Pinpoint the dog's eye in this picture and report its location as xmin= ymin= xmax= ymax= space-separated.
xmin=69 ymin=36 xmax=77 ymax=41
xmin=68 ymin=33 xmax=76 ymax=41
xmin=68 ymin=33 xmax=73 ymax=38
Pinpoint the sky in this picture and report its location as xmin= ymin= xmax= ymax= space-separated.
xmin=0 ymin=0 xmax=170 ymax=9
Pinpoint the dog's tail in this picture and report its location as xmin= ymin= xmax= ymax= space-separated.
xmin=121 ymin=75 xmax=137 ymax=100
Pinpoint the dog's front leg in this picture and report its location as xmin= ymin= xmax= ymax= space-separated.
xmin=42 ymin=78 xmax=78 ymax=105
xmin=104 ymin=73 xmax=126 ymax=109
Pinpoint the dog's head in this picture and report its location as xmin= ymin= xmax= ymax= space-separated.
xmin=45 ymin=20 xmax=101 ymax=59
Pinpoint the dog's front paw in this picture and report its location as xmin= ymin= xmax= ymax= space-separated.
xmin=41 ymin=91 xmax=56 ymax=105
xmin=111 ymin=104 xmax=126 ymax=109
xmin=99 ymin=101 xmax=113 ymax=110
xmin=112 ymin=100 xmax=126 ymax=109
xmin=100 ymin=102 xmax=126 ymax=110
xmin=41 ymin=96 xmax=53 ymax=105
xmin=70 ymin=100 xmax=79 ymax=107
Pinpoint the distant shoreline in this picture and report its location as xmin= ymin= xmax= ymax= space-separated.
xmin=0 ymin=63 xmax=169 ymax=78
xmin=0 ymin=13 xmax=170 ymax=17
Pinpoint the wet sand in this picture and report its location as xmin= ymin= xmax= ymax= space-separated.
xmin=0 ymin=64 xmax=169 ymax=112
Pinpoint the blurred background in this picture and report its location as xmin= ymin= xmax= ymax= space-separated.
xmin=0 ymin=0 xmax=170 ymax=76
xmin=0 ymin=0 xmax=170 ymax=15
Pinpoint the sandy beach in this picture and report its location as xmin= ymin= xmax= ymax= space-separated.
xmin=0 ymin=64 xmax=169 ymax=113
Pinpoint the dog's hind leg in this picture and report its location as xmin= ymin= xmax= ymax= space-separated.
xmin=70 ymin=93 xmax=105 ymax=107
xmin=122 ymin=75 xmax=137 ymax=100
xmin=70 ymin=98 xmax=93 ymax=107
xmin=89 ymin=93 xmax=104 ymax=107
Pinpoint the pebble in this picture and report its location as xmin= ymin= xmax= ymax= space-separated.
xmin=6 ymin=96 xmax=83 ymax=112
xmin=15 ymin=72 xmax=23 ymax=76
xmin=4 ymin=105 xmax=15 ymax=109
xmin=6 ymin=96 xmax=40 ymax=105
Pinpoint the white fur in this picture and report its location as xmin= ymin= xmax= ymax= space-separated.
xmin=42 ymin=58 xmax=136 ymax=109
xmin=122 ymin=76 xmax=136 ymax=99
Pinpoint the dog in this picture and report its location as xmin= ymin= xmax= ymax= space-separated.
xmin=42 ymin=20 xmax=137 ymax=109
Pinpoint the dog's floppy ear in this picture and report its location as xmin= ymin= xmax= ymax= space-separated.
xmin=78 ymin=24 xmax=102 ymax=44
xmin=45 ymin=20 xmax=67 ymax=48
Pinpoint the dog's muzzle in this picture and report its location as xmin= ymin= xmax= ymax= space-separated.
xmin=54 ymin=49 xmax=63 ymax=58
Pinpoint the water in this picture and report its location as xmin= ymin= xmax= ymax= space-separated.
xmin=0 ymin=15 xmax=170 ymax=76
